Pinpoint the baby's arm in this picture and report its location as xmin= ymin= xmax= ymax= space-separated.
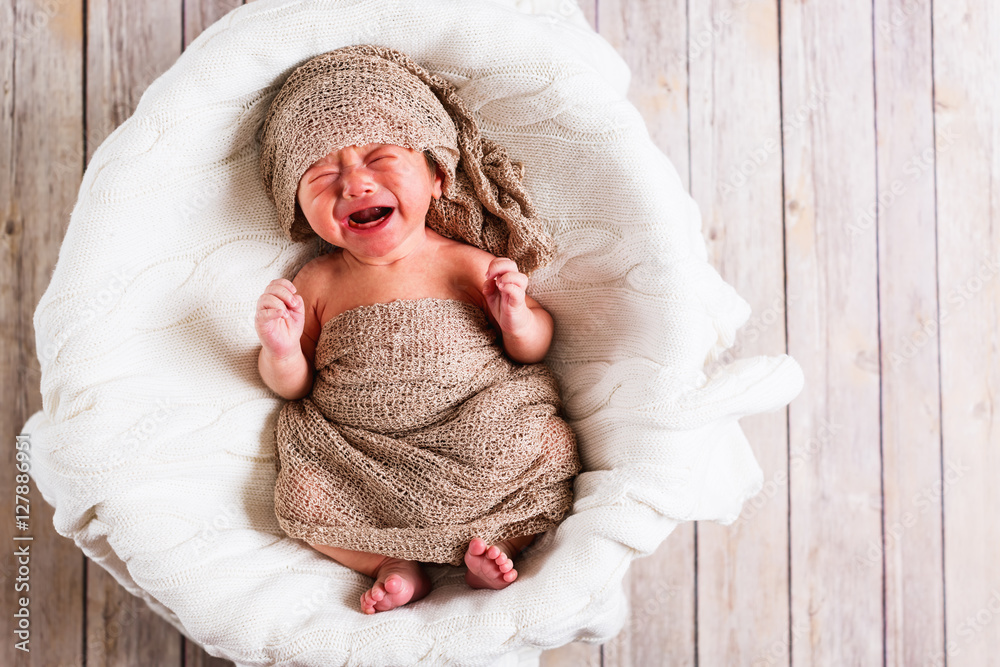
xmin=483 ymin=257 xmax=554 ymax=364
xmin=256 ymin=274 xmax=317 ymax=400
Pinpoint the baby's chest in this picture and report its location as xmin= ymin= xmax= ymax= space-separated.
xmin=316 ymin=259 xmax=487 ymax=324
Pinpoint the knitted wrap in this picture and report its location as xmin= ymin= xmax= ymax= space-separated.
xmin=272 ymin=298 xmax=581 ymax=565
xmin=257 ymin=44 xmax=556 ymax=275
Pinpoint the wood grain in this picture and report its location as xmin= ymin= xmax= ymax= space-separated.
xmin=933 ymin=1 xmax=1000 ymax=665
xmin=184 ymin=639 xmax=235 ymax=667
xmin=780 ymin=0 xmax=884 ymax=664
xmin=184 ymin=0 xmax=242 ymax=48
xmin=2 ymin=1 xmax=87 ymax=666
xmin=872 ymin=0 xmax=945 ymax=664
xmin=688 ymin=1 xmax=790 ymax=665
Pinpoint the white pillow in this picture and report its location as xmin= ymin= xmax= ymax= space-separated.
xmin=25 ymin=0 xmax=803 ymax=664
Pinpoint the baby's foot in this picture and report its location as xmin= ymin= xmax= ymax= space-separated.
xmin=464 ymin=537 xmax=519 ymax=590
xmin=360 ymin=557 xmax=431 ymax=615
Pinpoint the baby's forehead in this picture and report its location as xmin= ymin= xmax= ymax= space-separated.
xmin=313 ymin=143 xmax=412 ymax=163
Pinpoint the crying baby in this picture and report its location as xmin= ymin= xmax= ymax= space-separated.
xmin=253 ymin=45 xmax=581 ymax=615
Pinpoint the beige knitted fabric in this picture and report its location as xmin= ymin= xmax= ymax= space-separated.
xmin=272 ymin=298 xmax=581 ymax=566
xmin=257 ymin=44 xmax=555 ymax=275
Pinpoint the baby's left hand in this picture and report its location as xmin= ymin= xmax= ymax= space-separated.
xmin=483 ymin=257 xmax=533 ymax=335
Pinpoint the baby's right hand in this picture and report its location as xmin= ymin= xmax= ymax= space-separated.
xmin=255 ymin=278 xmax=305 ymax=359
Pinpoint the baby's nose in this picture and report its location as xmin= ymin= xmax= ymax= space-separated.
xmin=341 ymin=167 xmax=376 ymax=198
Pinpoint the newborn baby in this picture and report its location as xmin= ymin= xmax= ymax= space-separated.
xmin=254 ymin=46 xmax=580 ymax=615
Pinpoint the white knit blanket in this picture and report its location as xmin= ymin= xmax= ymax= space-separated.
xmin=24 ymin=0 xmax=803 ymax=665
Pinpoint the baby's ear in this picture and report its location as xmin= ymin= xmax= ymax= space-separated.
xmin=431 ymin=165 xmax=444 ymax=199
xmin=423 ymin=151 xmax=444 ymax=199
xmin=433 ymin=169 xmax=444 ymax=199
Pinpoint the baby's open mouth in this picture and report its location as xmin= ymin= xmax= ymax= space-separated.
xmin=347 ymin=206 xmax=393 ymax=228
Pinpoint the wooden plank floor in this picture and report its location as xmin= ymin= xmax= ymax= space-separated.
xmin=2 ymin=0 xmax=997 ymax=665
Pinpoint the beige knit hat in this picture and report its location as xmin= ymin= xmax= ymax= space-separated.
xmin=257 ymin=44 xmax=555 ymax=275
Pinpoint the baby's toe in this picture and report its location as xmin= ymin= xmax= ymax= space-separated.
xmin=467 ymin=538 xmax=488 ymax=557
xmin=486 ymin=545 xmax=501 ymax=559
xmin=498 ymin=559 xmax=513 ymax=573
xmin=383 ymin=574 xmax=404 ymax=595
xmin=360 ymin=584 xmax=384 ymax=613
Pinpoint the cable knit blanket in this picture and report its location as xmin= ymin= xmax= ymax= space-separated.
xmin=273 ymin=298 xmax=581 ymax=566
xmin=22 ymin=0 xmax=806 ymax=664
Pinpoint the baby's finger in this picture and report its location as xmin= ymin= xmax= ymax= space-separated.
xmin=484 ymin=257 xmax=519 ymax=282
xmin=255 ymin=310 xmax=289 ymax=330
xmin=494 ymin=271 xmax=528 ymax=292
xmin=256 ymin=293 xmax=291 ymax=312
xmin=482 ymin=273 xmax=508 ymax=298
xmin=269 ymin=278 xmax=296 ymax=292
xmin=266 ymin=282 xmax=301 ymax=310
xmin=498 ymin=281 xmax=526 ymax=310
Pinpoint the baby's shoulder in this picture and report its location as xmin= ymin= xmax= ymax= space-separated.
xmin=290 ymin=252 xmax=344 ymax=348
xmin=292 ymin=250 xmax=342 ymax=289
xmin=442 ymin=238 xmax=496 ymax=276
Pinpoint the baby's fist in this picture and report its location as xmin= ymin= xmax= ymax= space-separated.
xmin=255 ymin=278 xmax=305 ymax=359
xmin=483 ymin=257 xmax=532 ymax=334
